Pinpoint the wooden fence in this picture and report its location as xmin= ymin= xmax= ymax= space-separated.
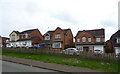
xmin=2 ymin=47 xmax=119 ymax=62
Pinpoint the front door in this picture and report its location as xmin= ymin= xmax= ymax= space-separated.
xmin=83 ymin=47 xmax=89 ymax=52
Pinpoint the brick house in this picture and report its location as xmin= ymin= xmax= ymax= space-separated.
xmin=0 ymin=36 xmax=9 ymax=47
xmin=9 ymin=29 xmax=43 ymax=47
xmin=40 ymin=27 xmax=74 ymax=50
xmin=109 ymin=30 xmax=120 ymax=55
xmin=75 ymin=29 xmax=105 ymax=53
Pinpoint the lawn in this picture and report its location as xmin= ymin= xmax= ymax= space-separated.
xmin=2 ymin=51 xmax=119 ymax=72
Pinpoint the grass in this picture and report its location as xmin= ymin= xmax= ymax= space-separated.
xmin=2 ymin=51 xmax=119 ymax=72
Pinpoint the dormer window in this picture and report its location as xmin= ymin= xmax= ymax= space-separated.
xmin=45 ymin=33 xmax=50 ymax=40
xmin=82 ymin=37 xmax=86 ymax=42
xmin=117 ymin=38 xmax=120 ymax=43
xmin=55 ymin=34 xmax=61 ymax=39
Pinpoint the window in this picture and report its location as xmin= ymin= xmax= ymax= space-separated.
xmin=77 ymin=46 xmax=83 ymax=51
xmin=77 ymin=38 xmax=80 ymax=42
xmin=45 ymin=33 xmax=50 ymax=40
xmin=55 ymin=34 xmax=61 ymax=39
xmin=96 ymin=38 xmax=100 ymax=42
xmin=89 ymin=46 xmax=92 ymax=50
xmin=11 ymin=35 xmax=15 ymax=39
xmin=117 ymin=38 xmax=120 ymax=43
xmin=88 ymin=38 xmax=91 ymax=42
xmin=52 ymin=42 xmax=61 ymax=48
xmin=82 ymin=37 xmax=86 ymax=42
xmin=25 ymin=33 xmax=28 ymax=38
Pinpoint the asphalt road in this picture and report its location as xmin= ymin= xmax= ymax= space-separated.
xmin=2 ymin=61 xmax=58 ymax=72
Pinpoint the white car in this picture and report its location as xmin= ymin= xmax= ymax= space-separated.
xmin=94 ymin=50 xmax=102 ymax=54
xmin=62 ymin=48 xmax=79 ymax=55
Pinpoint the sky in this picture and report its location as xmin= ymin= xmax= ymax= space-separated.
xmin=0 ymin=0 xmax=119 ymax=41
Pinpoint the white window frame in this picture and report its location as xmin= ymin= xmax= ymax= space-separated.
xmin=96 ymin=38 xmax=100 ymax=42
xmin=45 ymin=33 xmax=50 ymax=40
xmin=25 ymin=33 xmax=28 ymax=38
xmin=117 ymin=38 xmax=120 ymax=43
xmin=11 ymin=35 xmax=15 ymax=39
xmin=88 ymin=38 xmax=91 ymax=42
xmin=82 ymin=37 xmax=86 ymax=42
xmin=52 ymin=42 xmax=61 ymax=48
xmin=77 ymin=38 xmax=80 ymax=42
xmin=55 ymin=34 xmax=61 ymax=39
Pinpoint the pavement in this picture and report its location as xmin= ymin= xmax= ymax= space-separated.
xmin=2 ymin=61 xmax=57 ymax=72
xmin=1 ymin=56 xmax=100 ymax=73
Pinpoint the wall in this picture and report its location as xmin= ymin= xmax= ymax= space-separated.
xmin=75 ymin=32 xmax=95 ymax=44
xmin=65 ymin=30 xmax=73 ymax=46
xmin=75 ymin=31 xmax=105 ymax=44
xmin=29 ymin=29 xmax=43 ymax=41
xmin=10 ymin=32 xmax=19 ymax=41
xmin=52 ymin=28 xmax=65 ymax=49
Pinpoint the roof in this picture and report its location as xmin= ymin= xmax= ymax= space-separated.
xmin=13 ymin=31 xmax=20 ymax=34
xmin=46 ymin=31 xmax=54 ymax=36
xmin=44 ymin=27 xmax=70 ymax=36
xmin=20 ymin=29 xmax=38 ymax=34
xmin=17 ymin=36 xmax=38 ymax=41
xmin=110 ymin=30 xmax=120 ymax=47
xmin=9 ymin=29 xmax=38 ymax=36
xmin=62 ymin=29 xmax=70 ymax=35
xmin=76 ymin=29 xmax=105 ymax=38
xmin=2 ymin=37 xmax=9 ymax=40
xmin=9 ymin=31 xmax=20 ymax=36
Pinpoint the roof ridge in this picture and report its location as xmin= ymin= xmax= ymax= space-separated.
xmin=78 ymin=28 xmax=104 ymax=32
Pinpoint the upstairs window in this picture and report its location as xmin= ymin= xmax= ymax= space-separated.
xmin=55 ymin=34 xmax=61 ymax=39
xmin=96 ymin=38 xmax=100 ymax=42
xmin=82 ymin=37 xmax=86 ymax=42
xmin=77 ymin=38 xmax=80 ymax=42
xmin=117 ymin=38 xmax=120 ymax=43
xmin=88 ymin=38 xmax=91 ymax=42
xmin=45 ymin=33 xmax=50 ymax=40
xmin=11 ymin=35 xmax=15 ymax=39
xmin=25 ymin=33 xmax=28 ymax=38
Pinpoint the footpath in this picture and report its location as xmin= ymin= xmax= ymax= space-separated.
xmin=1 ymin=56 xmax=101 ymax=72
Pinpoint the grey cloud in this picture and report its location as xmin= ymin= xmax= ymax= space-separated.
xmin=100 ymin=19 xmax=117 ymax=27
xmin=25 ymin=2 xmax=44 ymax=15
xmin=49 ymin=11 xmax=79 ymax=24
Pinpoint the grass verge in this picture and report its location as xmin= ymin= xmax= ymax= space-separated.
xmin=2 ymin=51 xmax=118 ymax=72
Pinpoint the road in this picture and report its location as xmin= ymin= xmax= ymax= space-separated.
xmin=2 ymin=61 xmax=58 ymax=72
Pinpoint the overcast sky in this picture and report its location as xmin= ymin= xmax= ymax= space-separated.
xmin=0 ymin=0 xmax=119 ymax=41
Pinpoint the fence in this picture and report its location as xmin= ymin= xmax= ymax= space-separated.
xmin=2 ymin=47 xmax=119 ymax=62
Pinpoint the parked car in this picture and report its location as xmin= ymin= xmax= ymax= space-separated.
xmin=94 ymin=49 xmax=102 ymax=54
xmin=62 ymin=48 xmax=79 ymax=55
xmin=116 ymin=53 xmax=120 ymax=58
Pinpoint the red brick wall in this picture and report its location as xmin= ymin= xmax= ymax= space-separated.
xmin=65 ymin=30 xmax=73 ymax=45
xmin=75 ymin=32 xmax=95 ymax=44
xmin=75 ymin=31 xmax=105 ymax=44
xmin=30 ymin=29 xmax=43 ymax=45
xmin=52 ymin=28 xmax=65 ymax=49
xmin=51 ymin=28 xmax=73 ymax=50
xmin=29 ymin=29 xmax=43 ymax=40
